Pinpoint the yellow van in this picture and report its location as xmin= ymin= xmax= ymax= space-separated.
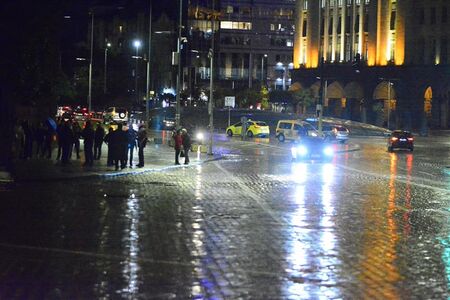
xmin=275 ymin=120 xmax=319 ymax=142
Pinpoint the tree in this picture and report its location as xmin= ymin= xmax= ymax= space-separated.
xmin=260 ymin=86 xmax=269 ymax=110
xmin=236 ymin=88 xmax=260 ymax=108
xmin=291 ymin=88 xmax=315 ymax=114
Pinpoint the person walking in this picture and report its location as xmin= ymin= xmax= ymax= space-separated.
xmin=81 ymin=121 xmax=95 ymax=166
xmin=111 ymin=123 xmax=128 ymax=171
xmin=137 ymin=124 xmax=148 ymax=167
xmin=94 ymin=123 xmax=105 ymax=160
xmin=56 ymin=119 xmax=64 ymax=160
xmin=71 ymin=121 xmax=81 ymax=159
xmin=126 ymin=124 xmax=137 ymax=167
xmin=181 ymin=128 xmax=192 ymax=165
xmin=173 ymin=129 xmax=183 ymax=165
xmin=103 ymin=127 xmax=114 ymax=166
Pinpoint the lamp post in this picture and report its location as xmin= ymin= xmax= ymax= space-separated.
xmin=146 ymin=0 xmax=153 ymax=125
xmin=103 ymin=42 xmax=111 ymax=94
xmin=134 ymin=40 xmax=142 ymax=104
xmin=175 ymin=0 xmax=183 ymax=129
xmin=208 ymin=1 xmax=216 ymax=156
xmin=261 ymin=54 xmax=267 ymax=84
xmin=88 ymin=12 xmax=94 ymax=113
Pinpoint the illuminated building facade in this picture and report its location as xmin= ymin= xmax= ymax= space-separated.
xmin=292 ymin=0 xmax=450 ymax=130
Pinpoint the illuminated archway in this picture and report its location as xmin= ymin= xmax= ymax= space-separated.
xmin=373 ymin=82 xmax=397 ymax=128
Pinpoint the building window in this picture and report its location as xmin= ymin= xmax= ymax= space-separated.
xmin=442 ymin=7 xmax=448 ymax=23
xmin=321 ymin=0 xmax=326 ymax=8
xmin=226 ymin=6 xmax=233 ymax=13
xmin=270 ymin=24 xmax=276 ymax=31
xmin=287 ymin=40 xmax=293 ymax=47
xmin=356 ymin=0 xmax=360 ymax=5
xmin=430 ymin=7 xmax=436 ymax=24
xmin=302 ymin=20 xmax=307 ymax=37
xmin=365 ymin=0 xmax=369 ymax=4
xmin=220 ymin=21 xmax=252 ymax=30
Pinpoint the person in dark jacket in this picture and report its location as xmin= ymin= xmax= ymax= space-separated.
xmin=81 ymin=121 xmax=95 ymax=166
xmin=173 ymin=129 xmax=183 ymax=165
xmin=42 ymin=122 xmax=55 ymax=159
xmin=71 ymin=121 xmax=82 ymax=159
xmin=21 ymin=120 xmax=33 ymax=159
xmin=137 ymin=124 xmax=148 ymax=167
xmin=181 ymin=128 xmax=192 ymax=165
xmin=103 ymin=127 xmax=114 ymax=166
xmin=34 ymin=122 xmax=46 ymax=158
xmin=94 ymin=124 xmax=105 ymax=160
xmin=59 ymin=121 xmax=73 ymax=164
xmin=126 ymin=125 xmax=137 ymax=167
xmin=110 ymin=123 xmax=128 ymax=170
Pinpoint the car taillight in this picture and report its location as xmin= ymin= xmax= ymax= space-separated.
xmin=407 ymin=137 xmax=414 ymax=141
xmin=391 ymin=137 xmax=398 ymax=141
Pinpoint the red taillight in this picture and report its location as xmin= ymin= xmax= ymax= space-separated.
xmin=407 ymin=137 xmax=414 ymax=141
xmin=391 ymin=137 xmax=399 ymax=141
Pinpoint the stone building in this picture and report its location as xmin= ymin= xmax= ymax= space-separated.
xmin=291 ymin=0 xmax=450 ymax=130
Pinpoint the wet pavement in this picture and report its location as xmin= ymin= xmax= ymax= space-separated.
xmin=1 ymin=133 xmax=450 ymax=299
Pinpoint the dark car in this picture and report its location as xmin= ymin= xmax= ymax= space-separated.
xmin=291 ymin=136 xmax=334 ymax=162
xmin=322 ymin=125 xmax=349 ymax=143
xmin=387 ymin=130 xmax=414 ymax=152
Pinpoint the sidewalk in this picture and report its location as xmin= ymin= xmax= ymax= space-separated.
xmin=10 ymin=140 xmax=217 ymax=182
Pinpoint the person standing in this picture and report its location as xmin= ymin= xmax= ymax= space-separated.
xmin=34 ymin=122 xmax=45 ymax=158
xmin=42 ymin=121 xmax=55 ymax=159
xmin=181 ymin=128 xmax=192 ymax=165
xmin=21 ymin=120 xmax=33 ymax=159
xmin=94 ymin=123 xmax=105 ymax=160
xmin=137 ymin=124 xmax=148 ymax=167
xmin=111 ymin=123 xmax=128 ymax=171
xmin=103 ymin=127 xmax=114 ymax=166
xmin=126 ymin=125 xmax=137 ymax=167
xmin=81 ymin=121 xmax=95 ymax=166
xmin=59 ymin=121 xmax=73 ymax=164
xmin=173 ymin=129 xmax=183 ymax=165
xmin=71 ymin=121 xmax=81 ymax=159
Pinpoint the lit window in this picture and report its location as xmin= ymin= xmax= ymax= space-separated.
xmin=271 ymin=24 xmax=276 ymax=31
xmin=287 ymin=40 xmax=293 ymax=47
xmin=303 ymin=0 xmax=308 ymax=10
xmin=226 ymin=6 xmax=233 ymax=13
xmin=119 ymin=25 xmax=123 ymax=33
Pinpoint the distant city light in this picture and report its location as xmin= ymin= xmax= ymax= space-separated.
xmin=133 ymin=40 xmax=141 ymax=49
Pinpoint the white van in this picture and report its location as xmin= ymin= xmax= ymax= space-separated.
xmin=275 ymin=120 xmax=320 ymax=142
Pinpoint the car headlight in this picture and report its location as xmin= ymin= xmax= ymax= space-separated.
xmin=323 ymin=146 xmax=334 ymax=156
xmin=196 ymin=132 xmax=204 ymax=140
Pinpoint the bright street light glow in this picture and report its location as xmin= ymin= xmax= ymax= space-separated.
xmin=133 ymin=40 xmax=141 ymax=49
xmin=107 ymin=42 xmax=112 ymax=47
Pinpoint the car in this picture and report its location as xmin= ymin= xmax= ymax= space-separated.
xmin=322 ymin=125 xmax=349 ymax=143
xmin=103 ymin=107 xmax=128 ymax=124
xmin=387 ymin=130 xmax=414 ymax=152
xmin=275 ymin=120 xmax=320 ymax=142
xmin=226 ymin=120 xmax=270 ymax=138
xmin=291 ymin=136 xmax=334 ymax=162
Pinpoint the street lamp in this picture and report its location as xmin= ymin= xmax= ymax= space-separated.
xmin=104 ymin=42 xmax=111 ymax=94
xmin=134 ymin=40 xmax=142 ymax=104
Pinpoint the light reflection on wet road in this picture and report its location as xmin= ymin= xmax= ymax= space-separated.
xmin=0 ymin=136 xmax=450 ymax=298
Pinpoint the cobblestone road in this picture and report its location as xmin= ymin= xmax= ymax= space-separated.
xmin=1 ymin=136 xmax=450 ymax=299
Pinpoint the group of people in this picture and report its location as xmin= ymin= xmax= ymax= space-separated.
xmin=104 ymin=123 xmax=148 ymax=170
xmin=14 ymin=118 xmax=149 ymax=170
xmin=172 ymin=128 xmax=192 ymax=165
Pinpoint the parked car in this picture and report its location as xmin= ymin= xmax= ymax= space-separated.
xmin=291 ymin=136 xmax=334 ymax=162
xmin=387 ymin=130 xmax=414 ymax=152
xmin=275 ymin=120 xmax=319 ymax=142
xmin=322 ymin=125 xmax=349 ymax=143
xmin=226 ymin=120 xmax=270 ymax=138
xmin=103 ymin=107 xmax=128 ymax=124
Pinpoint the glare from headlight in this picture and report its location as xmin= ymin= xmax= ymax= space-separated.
xmin=323 ymin=146 xmax=334 ymax=156
xmin=292 ymin=145 xmax=308 ymax=158
xmin=196 ymin=132 xmax=204 ymax=140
